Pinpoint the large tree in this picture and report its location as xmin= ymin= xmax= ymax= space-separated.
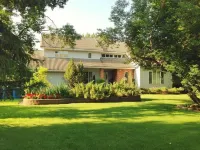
xmin=0 ymin=0 xmax=80 ymax=87
xmin=98 ymin=0 xmax=200 ymax=104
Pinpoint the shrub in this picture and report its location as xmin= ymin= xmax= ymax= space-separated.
xmin=141 ymin=87 xmax=185 ymax=94
xmin=64 ymin=59 xmax=85 ymax=87
xmin=24 ymin=84 xmax=70 ymax=99
xmin=70 ymin=82 xmax=112 ymax=100
xmin=149 ymin=87 xmax=161 ymax=94
xmin=25 ymin=67 xmax=51 ymax=93
xmin=70 ymin=81 xmax=140 ymax=100
xmin=168 ymin=88 xmax=180 ymax=94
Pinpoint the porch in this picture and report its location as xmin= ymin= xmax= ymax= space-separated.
xmin=84 ymin=68 xmax=134 ymax=84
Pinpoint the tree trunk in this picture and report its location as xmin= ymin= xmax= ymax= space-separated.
xmin=188 ymin=92 xmax=200 ymax=105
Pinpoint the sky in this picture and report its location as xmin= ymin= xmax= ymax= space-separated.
xmin=45 ymin=0 xmax=116 ymax=33
xmin=36 ymin=0 xmax=117 ymax=49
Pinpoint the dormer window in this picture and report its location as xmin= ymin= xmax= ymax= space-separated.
xmin=88 ymin=53 xmax=92 ymax=58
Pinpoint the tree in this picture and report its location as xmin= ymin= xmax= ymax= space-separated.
xmin=0 ymin=0 xmax=81 ymax=87
xmin=25 ymin=67 xmax=50 ymax=93
xmin=98 ymin=0 xmax=200 ymax=104
xmin=64 ymin=59 xmax=85 ymax=87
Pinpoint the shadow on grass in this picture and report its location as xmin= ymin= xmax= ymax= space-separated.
xmin=0 ymin=121 xmax=200 ymax=150
xmin=0 ymin=101 xmax=197 ymax=120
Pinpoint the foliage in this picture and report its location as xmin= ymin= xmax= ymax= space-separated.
xmin=24 ymin=67 xmax=50 ymax=93
xmin=98 ymin=0 xmax=200 ymax=104
xmin=24 ymin=84 xmax=70 ymax=99
xmin=111 ymin=80 xmax=140 ymax=97
xmin=44 ymin=24 xmax=81 ymax=48
xmin=0 ymin=0 xmax=81 ymax=86
xmin=70 ymin=82 xmax=112 ymax=100
xmin=64 ymin=59 xmax=85 ymax=87
xmin=70 ymin=81 xmax=140 ymax=100
xmin=95 ymin=79 xmax=106 ymax=84
xmin=141 ymin=87 xmax=185 ymax=94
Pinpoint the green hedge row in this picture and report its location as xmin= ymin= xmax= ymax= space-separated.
xmin=141 ymin=87 xmax=185 ymax=94
xmin=25 ymin=81 xmax=140 ymax=100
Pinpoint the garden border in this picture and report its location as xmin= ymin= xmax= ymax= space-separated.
xmin=23 ymin=95 xmax=141 ymax=105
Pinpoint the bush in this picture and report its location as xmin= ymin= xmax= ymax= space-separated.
xmin=24 ymin=67 xmax=51 ymax=93
xmin=70 ymin=82 xmax=112 ymax=100
xmin=64 ymin=59 xmax=85 ymax=87
xmin=24 ymin=81 xmax=140 ymax=100
xmin=141 ymin=87 xmax=185 ymax=94
xmin=24 ymin=84 xmax=70 ymax=99
xmin=149 ymin=87 xmax=161 ymax=94
xmin=70 ymin=81 xmax=140 ymax=100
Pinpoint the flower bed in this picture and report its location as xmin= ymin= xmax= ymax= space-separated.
xmin=23 ymin=95 xmax=141 ymax=105
xmin=23 ymin=82 xmax=141 ymax=105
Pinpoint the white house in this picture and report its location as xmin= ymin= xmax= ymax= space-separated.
xmin=34 ymin=37 xmax=172 ymax=88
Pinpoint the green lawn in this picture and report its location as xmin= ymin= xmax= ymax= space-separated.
xmin=0 ymin=95 xmax=200 ymax=150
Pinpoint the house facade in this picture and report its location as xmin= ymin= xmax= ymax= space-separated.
xmin=35 ymin=37 xmax=172 ymax=88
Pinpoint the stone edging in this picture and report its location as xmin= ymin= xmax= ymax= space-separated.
xmin=23 ymin=95 xmax=141 ymax=105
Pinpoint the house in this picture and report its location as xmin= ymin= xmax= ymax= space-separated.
xmin=34 ymin=37 xmax=172 ymax=88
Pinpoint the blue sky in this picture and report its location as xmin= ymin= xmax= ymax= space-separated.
xmin=45 ymin=0 xmax=117 ymax=34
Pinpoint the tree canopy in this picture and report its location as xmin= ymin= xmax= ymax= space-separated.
xmin=0 ymin=0 xmax=80 ymax=87
xmin=98 ymin=0 xmax=200 ymax=103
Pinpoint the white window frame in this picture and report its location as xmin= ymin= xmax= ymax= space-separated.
xmin=149 ymin=71 xmax=165 ymax=84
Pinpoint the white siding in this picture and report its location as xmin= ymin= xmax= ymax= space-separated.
xmin=47 ymin=72 xmax=66 ymax=85
xmin=44 ymin=49 xmax=101 ymax=59
xmin=134 ymin=66 xmax=141 ymax=87
xmin=68 ymin=51 xmax=101 ymax=59
xmin=47 ymin=69 xmax=100 ymax=85
xmin=140 ymin=68 xmax=172 ymax=88
xmin=44 ymin=50 xmax=56 ymax=57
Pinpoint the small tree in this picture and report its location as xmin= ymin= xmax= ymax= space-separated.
xmin=64 ymin=59 xmax=85 ymax=87
xmin=25 ymin=67 xmax=51 ymax=93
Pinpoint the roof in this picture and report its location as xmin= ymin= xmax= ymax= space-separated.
xmin=41 ymin=36 xmax=128 ymax=53
xmin=31 ymin=58 xmax=136 ymax=71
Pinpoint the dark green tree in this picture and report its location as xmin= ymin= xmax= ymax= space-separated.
xmin=0 ymin=0 xmax=81 ymax=88
xmin=98 ymin=0 xmax=200 ymax=104
xmin=64 ymin=59 xmax=85 ymax=87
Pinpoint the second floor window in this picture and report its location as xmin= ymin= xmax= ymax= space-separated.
xmin=88 ymin=53 xmax=92 ymax=58
xmin=55 ymin=51 xmax=68 ymax=58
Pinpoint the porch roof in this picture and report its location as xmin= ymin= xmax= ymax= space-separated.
xmin=31 ymin=58 xmax=136 ymax=72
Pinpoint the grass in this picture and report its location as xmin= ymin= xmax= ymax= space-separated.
xmin=0 ymin=94 xmax=200 ymax=150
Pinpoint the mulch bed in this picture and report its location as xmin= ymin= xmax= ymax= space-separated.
xmin=22 ymin=95 xmax=141 ymax=105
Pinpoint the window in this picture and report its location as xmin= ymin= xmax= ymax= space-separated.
xmin=114 ymin=55 xmax=118 ymax=58
xmin=88 ymin=53 xmax=92 ymax=58
xmin=124 ymin=72 xmax=128 ymax=83
xmin=109 ymin=55 xmax=113 ymax=57
xmin=149 ymin=71 xmax=165 ymax=84
xmin=84 ymin=72 xmax=93 ymax=83
xmin=118 ymin=55 xmax=121 ymax=58
xmin=102 ymin=54 xmax=105 ymax=57
xmin=88 ymin=72 xmax=92 ymax=82
xmin=149 ymin=72 xmax=153 ymax=84
xmin=161 ymin=72 xmax=164 ymax=84
xmin=55 ymin=51 xmax=68 ymax=58
xmin=106 ymin=54 xmax=109 ymax=57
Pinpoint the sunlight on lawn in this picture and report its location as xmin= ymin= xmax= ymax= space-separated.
xmin=0 ymin=94 xmax=199 ymax=127
xmin=1 ymin=94 xmax=200 ymax=150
